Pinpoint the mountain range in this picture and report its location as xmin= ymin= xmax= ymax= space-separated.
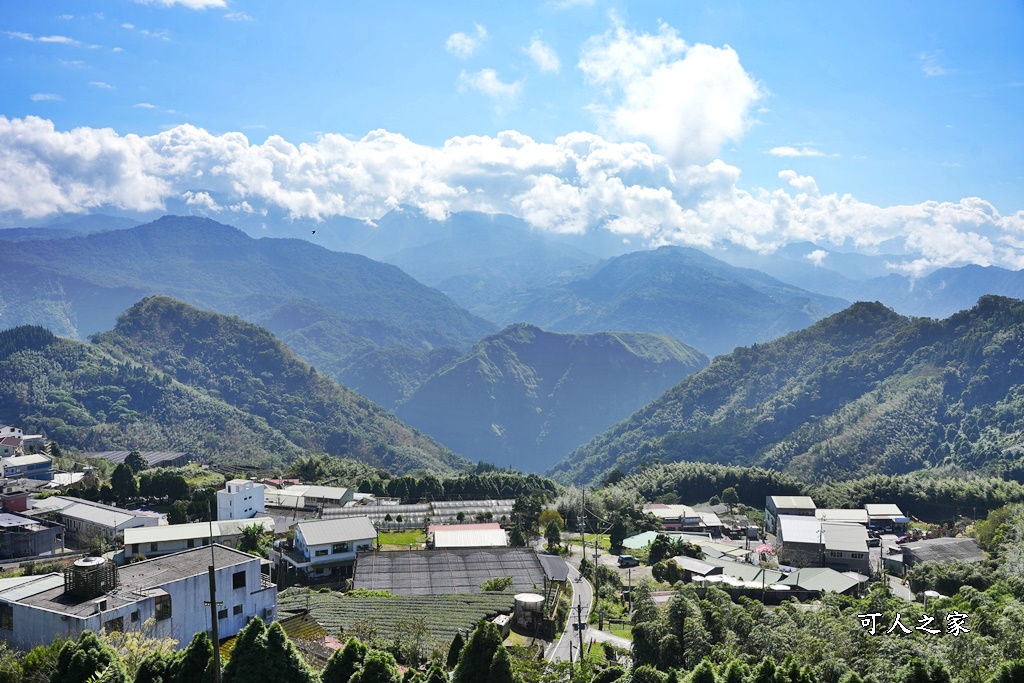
xmin=551 ymin=295 xmax=1024 ymax=485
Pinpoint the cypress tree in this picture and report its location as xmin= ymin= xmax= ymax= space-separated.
xmin=322 ymin=638 xmax=368 ymax=683
xmin=175 ymin=632 xmax=214 ymax=683
xmin=135 ymin=650 xmax=180 ymax=683
xmin=348 ymin=650 xmax=400 ymax=683
xmin=452 ymin=621 xmax=503 ymax=683
xmin=487 ymin=645 xmax=516 ymax=683
xmin=445 ymin=632 xmax=464 ymax=671
xmin=51 ymin=630 xmax=129 ymax=683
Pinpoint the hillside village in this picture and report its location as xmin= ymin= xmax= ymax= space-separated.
xmin=0 ymin=423 xmax=1001 ymax=681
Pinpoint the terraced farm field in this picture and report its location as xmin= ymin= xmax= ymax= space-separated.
xmin=278 ymin=588 xmax=516 ymax=651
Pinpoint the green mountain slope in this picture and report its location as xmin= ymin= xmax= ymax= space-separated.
xmin=551 ymin=296 xmax=1024 ymax=485
xmin=506 ymin=245 xmax=848 ymax=356
xmin=0 ymin=215 xmax=496 ymax=407
xmin=395 ymin=324 xmax=708 ymax=473
xmin=0 ymin=298 xmax=465 ymax=474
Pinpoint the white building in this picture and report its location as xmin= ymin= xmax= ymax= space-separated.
xmin=429 ymin=523 xmax=507 ymax=549
xmin=0 ymin=545 xmax=276 ymax=651
xmin=30 ymin=497 xmax=161 ymax=546
xmin=124 ymin=518 xmax=275 ymax=558
xmin=217 ymin=480 xmax=265 ymax=521
xmin=272 ymin=517 xmax=375 ymax=583
xmin=263 ymin=484 xmax=352 ymax=510
xmin=1 ymin=453 xmax=53 ymax=481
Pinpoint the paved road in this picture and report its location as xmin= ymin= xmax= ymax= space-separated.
xmin=547 ymin=562 xmax=594 ymax=664
xmin=588 ymin=628 xmax=631 ymax=649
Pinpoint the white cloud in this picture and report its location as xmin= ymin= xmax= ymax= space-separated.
xmin=458 ymin=69 xmax=523 ymax=101
xmin=2 ymin=115 xmax=1024 ymax=275
xmin=134 ymin=0 xmax=227 ymax=8
xmin=5 ymin=31 xmax=82 ymax=47
xmin=133 ymin=102 xmax=157 ymax=109
xmin=526 ymin=38 xmax=560 ymax=73
xmin=549 ymin=0 xmax=595 ymax=7
xmin=805 ymin=249 xmax=828 ymax=267
xmin=769 ymin=146 xmax=828 ymax=158
xmin=224 ymin=11 xmax=254 ymax=22
xmin=578 ymin=22 xmax=764 ymax=165
xmin=30 ymin=93 xmax=62 ymax=102
xmin=445 ymin=24 xmax=488 ymax=59
xmin=919 ymin=51 xmax=947 ymax=77
xmin=90 ymin=81 xmax=114 ymax=89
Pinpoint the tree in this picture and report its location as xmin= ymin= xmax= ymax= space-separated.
xmin=134 ymin=651 xmax=179 ymax=683
xmin=609 ymin=517 xmax=628 ymax=553
xmin=221 ymin=618 xmax=319 ymax=683
xmin=486 ymin=645 xmax=517 ymax=683
xmin=51 ymin=630 xmax=129 ymax=683
xmin=237 ymin=523 xmax=274 ymax=559
xmin=174 ymin=632 xmax=215 ymax=683
xmin=537 ymin=509 xmax=563 ymax=531
xmin=446 ymin=633 xmax=465 ymax=671
xmin=452 ymin=621 xmax=504 ymax=683
xmin=423 ymin=667 xmax=447 ymax=683
xmin=322 ymin=638 xmax=367 ymax=683
xmin=111 ymin=463 xmax=139 ymax=505
xmin=545 ymin=522 xmax=561 ymax=550
xmin=508 ymin=527 xmax=526 ymax=548
xmin=22 ymin=637 xmax=65 ymax=683
xmin=349 ymin=650 xmax=400 ymax=683
xmin=721 ymin=487 xmax=739 ymax=512
xmin=167 ymin=500 xmax=189 ymax=525
xmin=125 ymin=451 xmax=148 ymax=474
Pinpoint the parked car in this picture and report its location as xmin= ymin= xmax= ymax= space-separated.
xmin=618 ymin=555 xmax=640 ymax=568
xmin=867 ymin=537 xmax=881 ymax=547
xmin=896 ymin=535 xmax=908 ymax=544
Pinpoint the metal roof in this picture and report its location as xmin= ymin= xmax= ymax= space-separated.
xmin=777 ymin=515 xmax=822 ymax=545
xmin=298 ymin=485 xmax=349 ymax=500
xmin=537 ymin=554 xmax=569 ymax=582
xmin=2 ymin=454 xmax=50 ymax=466
xmin=296 ymin=517 xmax=376 ymax=547
xmin=768 ymin=496 xmax=816 ymax=510
xmin=815 ymin=509 xmax=869 ymax=524
xmin=903 ymin=537 xmax=985 ymax=564
xmin=124 ymin=518 xmax=275 ymax=545
xmin=643 ymin=504 xmax=700 ymax=520
xmin=432 ymin=527 xmax=508 ymax=548
xmin=780 ymin=567 xmax=859 ymax=594
xmin=672 ymin=556 xmax=720 ymax=576
xmin=822 ymin=522 xmax=868 ymax=553
xmin=864 ymin=504 xmax=906 ymax=518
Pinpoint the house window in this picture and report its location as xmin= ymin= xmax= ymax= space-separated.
xmin=0 ymin=604 xmax=12 ymax=630
xmin=332 ymin=542 xmax=349 ymax=554
xmin=851 ymin=552 xmax=865 ymax=559
xmin=104 ymin=617 xmax=124 ymax=634
xmin=187 ymin=539 xmax=195 ymax=549
xmin=233 ymin=605 xmax=243 ymax=616
xmin=314 ymin=549 xmax=329 ymax=557
xmin=131 ymin=610 xmax=141 ymax=623
xmin=233 ymin=571 xmax=246 ymax=589
xmin=150 ymin=543 xmax=159 ymax=552
xmin=155 ymin=594 xmax=171 ymax=621
xmin=218 ymin=608 xmax=228 ymax=620
xmin=132 ymin=544 xmax=139 ymax=555
xmin=829 ymin=551 xmax=843 ymax=558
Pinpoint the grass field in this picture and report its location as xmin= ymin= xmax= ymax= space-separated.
xmin=377 ymin=529 xmax=427 ymax=549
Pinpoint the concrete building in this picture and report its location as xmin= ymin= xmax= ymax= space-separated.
xmin=815 ymin=509 xmax=869 ymax=526
xmin=821 ymin=522 xmax=870 ymax=574
xmin=765 ymin=496 xmax=816 ymax=534
xmin=429 ymin=523 xmax=507 ymax=548
xmin=0 ymin=514 xmax=64 ymax=559
xmin=124 ymin=518 xmax=275 ymax=558
xmin=776 ymin=514 xmax=824 ymax=567
xmin=0 ymin=545 xmax=276 ymax=651
xmin=217 ymin=479 xmax=265 ymax=521
xmin=263 ymin=484 xmax=352 ymax=510
xmin=1 ymin=454 xmax=53 ymax=482
xmin=272 ymin=517 xmax=376 ymax=583
xmin=864 ymin=504 xmax=910 ymax=533
xmin=901 ymin=537 xmax=986 ymax=572
xmin=30 ymin=497 xmax=161 ymax=547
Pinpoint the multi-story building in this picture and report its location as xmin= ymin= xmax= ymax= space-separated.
xmin=216 ymin=479 xmax=265 ymax=521
xmin=272 ymin=517 xmax=375 ymax=583
xmin=124 ymin=518 xmax=275 ymax=558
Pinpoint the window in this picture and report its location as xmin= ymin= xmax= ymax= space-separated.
xmin=233 ymin=571 xmax=246 ymax=590
xmin=332 ymin=542 xmax=349 ymax=554
xmin=150 ymin=543 xmax=158 ymax=552
xmin=851 ymin=552 xmax=865 ymax=559
xmin=155 ymin=594 xmax=171 ymax=621
xmin=233 ymin=605 xmax=243 ymax=615
xmin=218 ymin=608 xmax=228 ymax=620
xmin=131 ymin=544 xmax=139 ymax=555
xmin=829 ymin=550 xmax=843 ymax=558
xmin=131 ymin=610 xmax=140 ymax=623
xmin=314 ymin=549 xmax=329 ymax=557
xmin=104 ymin=617 xmax=124 ymax=634
xmin=187 ymin=539 xmax=194 ymax=549
xmin=0 ymin=604 xmax=12 ymax=630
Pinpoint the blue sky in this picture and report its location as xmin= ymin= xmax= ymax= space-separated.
xmin=1 ymin=1 xmax=1023 ymax=273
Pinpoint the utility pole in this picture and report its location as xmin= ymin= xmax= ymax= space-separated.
xmin=576 ymin=600 xmax=585 ymax=658
xmin=207 ymin=503 xmax=222 ymax=683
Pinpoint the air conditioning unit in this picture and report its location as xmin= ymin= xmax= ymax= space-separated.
xmin=93 ymin=598 xmax=107 ymax=613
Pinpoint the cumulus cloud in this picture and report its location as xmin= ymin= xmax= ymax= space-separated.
xmin=2 ymin=115 xmax=1023 ymax=274
xmin=769 ymin=146 xmax=830 ymax=158
xmin=526 ymin=38 xmax=560 ymax=73
xmin=578 ymin=22 xmax=764 ymax=165
xmin=30 ymin=93 xmax=62 ymax=102
xmin=458 ymin=69 xmax=522 ymax=99
xmin=445 ymin=24 xmax=488 ymax=59
xmin=805 ymin=249 xmax=828 ymax=267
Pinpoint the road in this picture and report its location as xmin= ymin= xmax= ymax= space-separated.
xmin=546 ymin=561 xmax=594 ymax=663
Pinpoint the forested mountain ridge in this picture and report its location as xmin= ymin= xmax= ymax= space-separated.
xmin=550 ymin=296 xmax=1024 ymax=485
xmin=0 ymin=298 xmax=466 ymax=474
xmin=0 ymin=215 xmax=496 ymax=406
xmin=395 ymin=324 xmax=709 ymax=473
xmin=502 ymin=245 xmax=849 ymax=356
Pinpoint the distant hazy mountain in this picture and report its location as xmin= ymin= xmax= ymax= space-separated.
xmin=500 ymin=246 xmax=849 ymax=356
xmin=0 ymin=215 xmax=496 ymax=406
xmin=0 ymin=297 xmax=464 ymax=474
xmin=396 ymin=323 xmax=708 ymax=473
xmin=551 ymin=296 xmax=1024 ymax=486
xmin=0 ymin=214 xmax=141 ymax=241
